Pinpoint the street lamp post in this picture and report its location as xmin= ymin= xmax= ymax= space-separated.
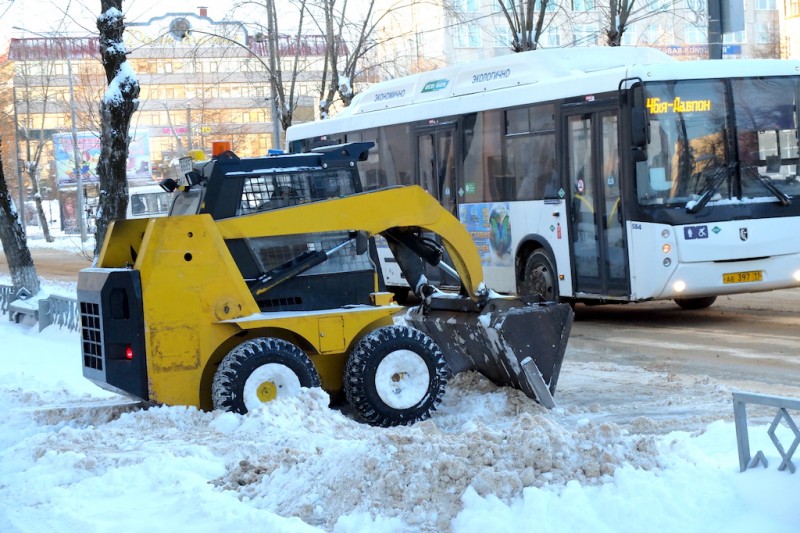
xmin=11 ymin=84 xmax=25 ymax=229
xmin=65 ymin=51 xmax=88 ymax=242
xmin=186 ymin=105 xmax=193 ymax=151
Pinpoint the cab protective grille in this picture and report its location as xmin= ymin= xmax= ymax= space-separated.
xmin=80 ymin=301 xmax=103 ymax=370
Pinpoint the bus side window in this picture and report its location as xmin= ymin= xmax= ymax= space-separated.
xmin=131 ymin=194 xmax=145 ymax=216
xmin=518 ymin=152 xmax=555 ymax=200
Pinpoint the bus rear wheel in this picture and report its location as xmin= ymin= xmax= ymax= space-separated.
xmin=674 ymin=296 xmax=717 ymax=310
xmin=520 ymin=249 xmax=559 ymax=302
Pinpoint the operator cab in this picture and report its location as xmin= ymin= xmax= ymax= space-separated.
xmin=164 ymin=142 xmax=373 ymax=219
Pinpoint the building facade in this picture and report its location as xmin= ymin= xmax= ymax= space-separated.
xmin=7 ymin=9 xmax=326 ymax=231
xmin=781 ymin=0 xmax=800 ymax=58
xmin=441 ymin=0 xmax=785 ymax=63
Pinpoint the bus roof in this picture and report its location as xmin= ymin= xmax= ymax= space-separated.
xmin=346 ymin=46 xmax=673 ymax=115
xmin=287 ymin=46 xmax=800 ymax=142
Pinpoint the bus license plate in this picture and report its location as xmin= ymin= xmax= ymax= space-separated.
xmin=722 ymin=271 xmax=763 ymax=284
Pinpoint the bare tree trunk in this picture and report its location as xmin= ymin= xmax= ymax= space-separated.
xmin=319 ymin=0 xmax=340 ymax=119
xmin=21 ymin=112 xmax=54 ymax=243
xmin=26 ymin=139 xmax=53 ymax=242
xmin=606 ymin=0 xmax=622 ymax=46
xmin=94 ymin=1 xmax=140 ymax=258
xmin=604 ymin=0 xmax=646 ymax=47
xmin=32 ymin=194 xmax=52 ymax=242
xmin=0 ymin=137 xmax=40 ymax=294
xmin=496 ymin=0 xmax=549 ymax=52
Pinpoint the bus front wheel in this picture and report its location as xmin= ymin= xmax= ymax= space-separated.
xmin=520 ymin=249 xmax=559 ymax=302
xmin=674 ymin=296 xmax=717 ymax=310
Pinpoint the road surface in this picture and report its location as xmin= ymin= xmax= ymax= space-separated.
xmin=4 ymin=245 xmax=799 ymax=430
xmin=0 ymin=245 xmax=92 ymax=282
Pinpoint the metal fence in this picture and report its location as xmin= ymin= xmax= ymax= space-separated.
xmin=0 ymin=284 xmax=13 ymax=315
xmin=1 ymin=283 xmax=80 ymax=332
xmin=733 ymin=391 xmax=800 ymax=474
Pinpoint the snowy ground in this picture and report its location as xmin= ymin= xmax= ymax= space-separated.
xmin=0 ymin=277 xmax=798 ymax=532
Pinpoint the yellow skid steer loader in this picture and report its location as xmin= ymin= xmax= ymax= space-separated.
xmin=79 ymin=143 xmax=572 ymax=427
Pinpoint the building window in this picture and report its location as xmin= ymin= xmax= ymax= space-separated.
xmin=455 ymin=24 xmax=482 ymax=48
xmin=621 ymin=26 xmax=636 ymax=45
xmin=572 ymin=0 xmax=595 ymax=11
xmin=528 ymin=0 xmax=558 ymax=11
xmin=684 ymin=25 xmax=706 ymax=44
xmin=646 ymin=0 xmax=672 ymax=11
xmin=642 ymin=23 xmax=663 ymax=44
xmin=756 ymin=0 xmax=776 ymax=9
xmin=493 ymin=26 xmax=513 ymax=48
xmin=757 ymin=22 xmax=775 ymax=43
xmin=685 ymin=0 xmax=704 ymax=9
xmin=546 ymin=26 xmax=561 ymax=47
xmin=789 ymin=0 xmax=800 ymax=16
xmin=573 ymin=24 xmax=598 ymax=45
xmin=458 ymin=0 xmax=480 ymax=12
xmin=723 ymin=30 xmax=746 ymax=44
xmin=493 ymin=0 xmax=511 ymax=12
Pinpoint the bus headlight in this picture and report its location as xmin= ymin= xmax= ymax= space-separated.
xmin=662 ymin=244 xmax=671 ymax=254
xmin=794 ymin=270 xmax=800 ymax=282
xmin=673 ymin=280 xmax=687 ymax=293
xmin=663 ymin=258 xmax=671 ymax=267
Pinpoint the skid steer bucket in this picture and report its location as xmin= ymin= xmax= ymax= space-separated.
xmin=406 ymin=295 xmax=573 ymax=408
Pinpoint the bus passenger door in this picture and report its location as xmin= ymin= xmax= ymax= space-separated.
xmin=416 ymin=125 xmax=457 ymax=215
xmin=564 ymin=109 xmax=629 ymax=297
xmin=416 ymin=125 xmax=459 ymax=287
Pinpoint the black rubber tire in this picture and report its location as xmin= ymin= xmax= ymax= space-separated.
xmin=519 ymin=249 xmax=559 ymax=302
xmin=674 ymin=296 xmax=717 ymax=310
xmin=212 ymin=337 xmax=320 ymax=414
xmin=344 ymin=325 xmax=449 ymax=427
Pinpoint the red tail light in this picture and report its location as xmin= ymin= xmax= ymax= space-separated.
xmin=125 ymin=345 xmax=134 ymax=360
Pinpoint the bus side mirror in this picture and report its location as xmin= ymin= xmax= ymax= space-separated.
xmin=631 ymin=108 xmax=649 ymax=148
xmin=630 ymin=108 xmax=649 ymax=162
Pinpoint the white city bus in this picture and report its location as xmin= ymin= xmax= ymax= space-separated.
xmin=286 ymin=46 xmax=800 ymax=309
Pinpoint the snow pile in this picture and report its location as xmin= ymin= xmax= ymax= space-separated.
xmin=209 ymin=378 xmax=661 ymax=531
xmin=0 ymin=281 xmax=798 ymax=531
xmin=1 ymin=372 xmax=661 ymax=532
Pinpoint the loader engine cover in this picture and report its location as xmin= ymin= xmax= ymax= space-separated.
xmin=78 ymin=268 xmax=148 ymax=402
xmin=406 ymin=295 xmax=573 ymax=407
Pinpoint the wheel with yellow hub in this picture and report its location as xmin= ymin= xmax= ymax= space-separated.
xmin=344 ymin=325 xmax=449 ymax=427
xmin=212 ymin=337 xmax=320 ymax=414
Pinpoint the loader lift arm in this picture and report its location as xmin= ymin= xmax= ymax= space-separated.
xmin=215 ymin=185 xmax=487 ymax=302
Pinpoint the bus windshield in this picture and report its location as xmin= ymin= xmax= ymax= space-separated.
xmin=636 ymin=76 xmax=800 ymax=210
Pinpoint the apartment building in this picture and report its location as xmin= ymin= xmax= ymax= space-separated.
xmin=781 ymin=0 xmax=800 ymax=58
xmin=440 ymin=0 xmax=785 ymax=63
xmin=8 ymin=8 xmax=324 ymax=203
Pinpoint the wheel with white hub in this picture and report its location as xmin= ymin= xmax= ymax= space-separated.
xmin=344 ymin=325 xmax=449 ymax=427
xmin=212 ymin=337 xmax=320 ymax=414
